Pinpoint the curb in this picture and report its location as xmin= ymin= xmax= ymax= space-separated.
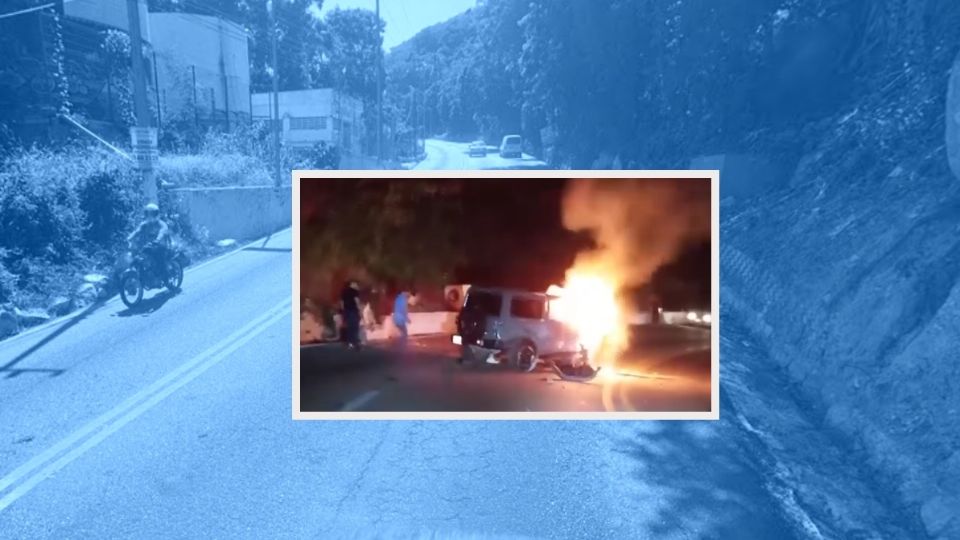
xmin=0 ymin=227 xmax=292 ymax=346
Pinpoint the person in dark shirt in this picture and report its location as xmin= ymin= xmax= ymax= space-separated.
xmin=127 ymin=203 xmax=171 ymax=282
xmin=340 ymin=280 xmax=362 ymax=349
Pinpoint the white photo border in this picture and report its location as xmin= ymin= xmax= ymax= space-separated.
xmin=292 ymin=169 xmax=720 ymax=421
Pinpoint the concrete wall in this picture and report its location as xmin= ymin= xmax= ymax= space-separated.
xmin=170 ymin=185 xmax=291 ymax=242
xmin=151 ymin=13 xmax=250 ymax=123
xmin=371 ymin=312 xmax=459 ymax=340
xmin=300 ymin=311 xmax=458 ymax=344
xmin=299 ymin=310 xmax=710 ymax=345
xmin=65 ymin=0 xmax=150 ymax=38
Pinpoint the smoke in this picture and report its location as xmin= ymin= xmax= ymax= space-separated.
xmin=561 ymin=178 xmax=712 ymax=290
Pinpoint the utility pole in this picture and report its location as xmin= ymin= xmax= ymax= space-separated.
xmin=376 ymin=0 xmax=382 ymax=164
xmin=191 ymin=65 xmax=198 ymax=132
xmin=270 ymin=0 xmax=281 ymax=187
xmin=218 ymin=18 xmax=230 ymax=132
xmin=126 ymin=0 xmax=157 ymax=203
xmin=152 ymin=50 xmax=162 ymax=130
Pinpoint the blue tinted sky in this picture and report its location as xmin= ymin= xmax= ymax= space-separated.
xmin=317 ymin=0 xmax=477 ymax=51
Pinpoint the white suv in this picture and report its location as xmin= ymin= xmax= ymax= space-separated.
xmin=454 ymin=287 xmax=588 ymax=372
xmin=499 ymin=135 xmax=522 ymax=158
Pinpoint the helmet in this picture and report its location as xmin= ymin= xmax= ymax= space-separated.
xmin=144 ymin=203 xmax=159 ymax=218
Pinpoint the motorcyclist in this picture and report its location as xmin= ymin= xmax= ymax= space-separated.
xmin=127 ymin=203 xmax=171 ymax=282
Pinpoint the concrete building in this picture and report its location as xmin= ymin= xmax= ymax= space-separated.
xmin=150 ymin=13 xmax=251 ymax=130
xmin=64 ymin=0 xmax=150 ymax=37
xmin=251 ymin=89 xmax=363 ymax=158
xmin=0 ymin=0 xmax=152 ymax=143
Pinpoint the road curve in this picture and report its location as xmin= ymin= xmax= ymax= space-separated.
xmin=0 ymin=227 xmax=803 ymax=538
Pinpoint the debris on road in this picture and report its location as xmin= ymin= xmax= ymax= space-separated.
xmin=548 ymin=360 xmax=602 ymax=383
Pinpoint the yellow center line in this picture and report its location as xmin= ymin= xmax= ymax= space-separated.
xmin=0 ymin=299 xmax=290 ymax=512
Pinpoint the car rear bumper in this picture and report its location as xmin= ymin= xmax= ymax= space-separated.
xmin=453 ymin=334 xmax=505 ymax=350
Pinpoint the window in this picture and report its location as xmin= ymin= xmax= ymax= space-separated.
xmin=289 ymin=116 xmax=327 ymax=130
xmin=510 ymin=296 xmax=545 ymax=320
xmin=464 ymin=291 xmax=502 ymax=317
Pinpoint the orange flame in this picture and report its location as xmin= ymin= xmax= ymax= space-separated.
xmin=547 ymin=272 xmax=627 ymax=368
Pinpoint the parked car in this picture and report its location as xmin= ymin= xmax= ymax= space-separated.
xmin=499 ymin=135 xmax=522 ymax=158
xmin=468 ymin=140 xmax=487 ymax=157
xmin=453 ymin=287 xmax=589 ymax=372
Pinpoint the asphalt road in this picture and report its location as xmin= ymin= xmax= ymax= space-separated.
xmin=300 ymin=326 xmax=712 ymax=413
xmin=0 ymin=227 xmax=809 ymax=538
xmin=414 ymin=139 xmax=548 ymax=170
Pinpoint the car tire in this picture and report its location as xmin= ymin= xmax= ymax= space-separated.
xmin=511 ymin=340 xmax=539 ymax=373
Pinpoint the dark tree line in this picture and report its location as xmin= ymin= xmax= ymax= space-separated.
xmin=387 ymin=0 xmax=960 ymax=175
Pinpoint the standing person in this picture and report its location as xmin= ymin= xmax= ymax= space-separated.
xmin=392 ymin=288 xmax=415 ymax=347
xmin=358 ymin=286 xmax=379 ymax=344
xmin=340 ymin=280 xmax=362 ymax=350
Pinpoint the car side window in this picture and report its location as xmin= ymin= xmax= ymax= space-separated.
xmin=465 ymin=292 xmax=503 ymax=317
xmin=510 ymin=297 xmax=545 ymax=320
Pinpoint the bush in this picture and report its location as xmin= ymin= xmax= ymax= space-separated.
xmin=0 ymin=147 xmax=85 ymax=262
xmin=0 ymin=145 xmax=139 ymax=308
xmin=0 ymin=253 xmax=17 ymax=304
xmin=79 ymin=168 xmax=140 ymax=247
xmin=286 ymin=141 xmax=340 ymax=171
xmin=156 ymin=153 xmax=272 ymax=188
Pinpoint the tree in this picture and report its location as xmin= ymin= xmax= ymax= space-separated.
xmin=148 ymin=0 xmax=329 ymax=92
xmin=300 ymin=180 xmax=464 ymax=302
xmin=324 ymin=8 xmax=384 ymax=153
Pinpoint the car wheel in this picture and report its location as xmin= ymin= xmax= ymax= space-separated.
xmin=512 ymin=341 xmax=539 ymax=373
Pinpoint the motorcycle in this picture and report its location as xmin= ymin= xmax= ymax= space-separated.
xmin=119 ymin=241 xmax=188 ymax=308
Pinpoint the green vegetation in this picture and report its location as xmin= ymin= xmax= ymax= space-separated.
xmin=0 ymin=124 xmax=339 ymax=321
xmin=387 ymin=1 xmax=960 ymax=173
xmin=300 ymin=179 xmax=465 ymax=303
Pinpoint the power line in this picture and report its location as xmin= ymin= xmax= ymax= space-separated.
xmin=0 ymin=2 xmax=55 ymax=20
xmin=0 ymin=0 xmax=82 ymax=20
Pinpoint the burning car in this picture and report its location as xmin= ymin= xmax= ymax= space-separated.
xmin=453 ymin=287 xmax=592 ymax=373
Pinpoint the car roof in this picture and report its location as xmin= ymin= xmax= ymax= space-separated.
xmin=468 ymin=286 xmax=554 ymax=299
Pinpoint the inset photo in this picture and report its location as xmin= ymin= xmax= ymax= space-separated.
xmin=293 ymin=171 xmax=718 ymax=419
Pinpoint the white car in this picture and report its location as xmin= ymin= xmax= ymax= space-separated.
xmin=499 ymin=135 xmax=522 ymax=158
xmin=468 ymin=141 xmax=487 ymax=157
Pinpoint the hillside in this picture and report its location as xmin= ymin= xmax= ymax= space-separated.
xmin=387 ymin=1 xmax=960 ymax=537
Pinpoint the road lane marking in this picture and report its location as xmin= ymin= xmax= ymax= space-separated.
xmin=340 ymin=390 xmax=380 ymax=412
xmin=0 ymin=299 xmax=290 ymax=512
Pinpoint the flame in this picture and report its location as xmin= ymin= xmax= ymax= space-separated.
xmin=547 ymin=272 xmax=627 ymax=368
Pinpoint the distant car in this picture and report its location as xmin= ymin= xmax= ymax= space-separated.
xmin=499 ymin=135 xmax=522 ymax=158
xmin=468 ymin=141 xmax=486 ymax=157
xmin=453 ymin=287 xmax=589 ymax=372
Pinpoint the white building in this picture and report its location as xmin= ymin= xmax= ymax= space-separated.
xmin=150 ymin=12 xmax=251 ymax=129
xmin=64 ymin=0 xmax=150 ymax=37
xmin=251 ymin=89 xmax=363 ymax=158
